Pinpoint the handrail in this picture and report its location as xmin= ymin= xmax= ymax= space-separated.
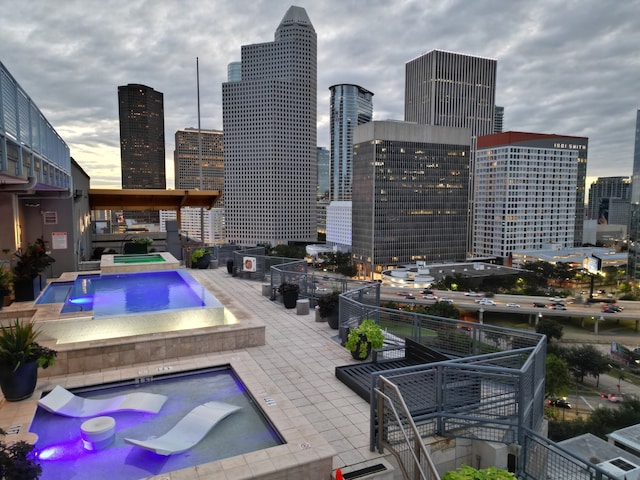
xmin=375 ymin=376 xmax=440 ymax=480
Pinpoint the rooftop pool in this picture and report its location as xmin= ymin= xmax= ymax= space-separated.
xmin=31 ymin=365 xmax=284 ymax=480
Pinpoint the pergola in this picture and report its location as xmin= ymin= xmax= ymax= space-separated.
xmin=88 ymin=189 xmax=222 ymax=224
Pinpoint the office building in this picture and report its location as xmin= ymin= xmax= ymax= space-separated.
xmin=494 ymin=106 xmax=504 ymax=133
xmin=404 ymin=49 xmax=497 ymax=137
xmin=587 ymin=176 xmax=630 ymax=224
xmin=628 ymin=110 xmax=640 ymax=280
xmin=329 ymin=84 xmax=374 ymax=201
xmin=118 ymin=84 xmax=166 ymax=223
xmin=351 ymin=121 xmax=471 ymax=278
xmin=222 ymin=6 xmax=317 ymax=246
xmin=474 ymin=132 xmax=588 ymax=262
xmin=317 ymin=147 xmax=330 ymax=235
xmin=174 ymin=128 xmax=224 ymax=194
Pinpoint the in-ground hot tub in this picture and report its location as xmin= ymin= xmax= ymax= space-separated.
xmin=100 ymin=252 xmax=180 ymax=273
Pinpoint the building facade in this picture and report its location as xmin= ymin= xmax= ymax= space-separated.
xmin=174 ymin=128 xmax=224 ymax=194
xmin=329 ymin=84 xmax=374 ymax=201
xmin=351 ymin=121 xmax=471 ymax=278
xmin=118 ymin=84 xmax=166 ymax=223
xmin=587 ymin=176 xmax=630 ymax=224
xmin=404 ymin=49 xmax=497 ymax=137
xmin=628 ymin=110 xmax=640 ymax=281
xmin=474 ymin=132 xmax=588 ymax=262
xmin=222 ymin=6 xmax=317 ymax=246
xmin=316 ymin=146 xmax=330 ymax=235
xmin=494 ymin=106 xmax=504 ymax=133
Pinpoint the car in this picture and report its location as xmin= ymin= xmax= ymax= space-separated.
xmin=478 ymin=299 xmax=496 ymax=306
xmin=550 ymin=297 xmax=565 ymax=303
xmin=609 ymin=305 xmax=624 ymax=312
xmin=547 ymin=398 xmax=572 ymax=409
xmin=533 ymin=302 xmax=547 ymax=308
xmin=548 ymin=304 xmax=567 ymax=310
xmin=423 ymin=294 xmax=438 ymax=300
xmin=607 ymin=393 xmax=624 ymax=403
xmin=602 ymin=307 xmax=617 ymax=313
xmin=439 ymin=297 xmax=454 ymax=304
xmin=464 ymin=291 xmax=483 ymax=297
xmin=405 ymin=295 xmax=416 ymax=300
xmin=506 ymin=303 xmax=520 ymax=308
xmin=397 ymin=291 xmax=410 ymax=297
xmin=422 ymin=289 xmax=434 ymax=295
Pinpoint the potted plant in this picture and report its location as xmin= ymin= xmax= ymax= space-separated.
xmin=0 ymin=319 xmax=57 ymax=402
xmin=0 ymin=428 xmax=42 ymax=479
xmin=0 ymin=265 xmax=12 ymax=309
xmin=317 ymin=290 xmax=340 ymax=329
xmin=191 ymin=248 xmax=211 ymax=269
xmin=278 ymin=282 xmax=300 ymax=309
xmin=13 ymin=238 xmax=55 ymax=302
xmin=345 ymin=318 xmax=385 ymax=360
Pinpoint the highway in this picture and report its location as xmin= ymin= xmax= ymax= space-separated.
xmin=380 ymin=286 xmax=640 ymax=324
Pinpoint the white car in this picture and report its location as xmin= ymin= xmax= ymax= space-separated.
xmin=439 ymin=297 xmax=454 ymax=304
xmin=464 ymin=292 xmax=483 ymax=297
xmin=506 ymin=303 xmax=520 ymax=308
xmin=422 ymin=294 xmax=438 ymax=300
xmin=478 ymin=299 xmax=496 ymax=306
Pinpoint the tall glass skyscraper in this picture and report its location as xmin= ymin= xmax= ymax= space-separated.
xmin=222 ymin=6 xmax=317 ymax=246
xmin=329 ymin=84 xmax=373 ymax=201
xmin=627 ymin=110 xmax=640 ymax=280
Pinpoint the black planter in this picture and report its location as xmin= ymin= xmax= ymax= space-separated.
xmin=13 ymin=276 xmax=43 ymax=302
xmin=0 ymin=361 xmax=38 ymax=401
xmin=326 ymin=311 xmax=340 ymax=330
xmin=350 ymin=335 xmax=372 ymax=360
xmin=226 ymin=259 xmax=234 ymax=274
xmin=196 ymin=253 xmax=212 ymax=269
xmin=282 ymin=290 xmax=298 ymax=309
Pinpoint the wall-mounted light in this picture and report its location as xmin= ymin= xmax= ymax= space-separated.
xmin=25 ymin=202 xmax=40 ymax=208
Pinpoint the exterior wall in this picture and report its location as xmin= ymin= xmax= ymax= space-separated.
xmin=587 ymin=176 xmax=630 ymax=222
xmin=326 ymin=201 xmax=352 ymax=250
xmin=174 ymin=128 xmax=224 ymax=197
xmin=222 ymin=6 xmax=317 ymax=246
xmin=404 ymin=50 xmax=496 ymax=137
xmin=317 ymin=147 xmax=330 ymax=234
xmin=628 ymin=111 xmax=640 ymax=280
xmin=474 ymin=143 xmax=578 ymax=259
xmin=351 ymin=121 xmax=471 ymax=278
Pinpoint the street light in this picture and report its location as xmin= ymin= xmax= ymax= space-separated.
xmin=536 ymin=312 xmax=542 ymax=327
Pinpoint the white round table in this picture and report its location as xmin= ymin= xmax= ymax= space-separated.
xmin=80 ymin=416 xmax=116 ymax=450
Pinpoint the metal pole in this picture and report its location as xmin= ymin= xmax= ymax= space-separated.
xmin=197 ymin=57 xmax=204 ymax=247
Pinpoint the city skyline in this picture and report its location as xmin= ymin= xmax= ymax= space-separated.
xmin=1 ymin=0 xmax=639 ymax=189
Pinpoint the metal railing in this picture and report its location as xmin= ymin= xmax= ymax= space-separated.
xmin=375 ymin=376 xmax=441 ymax=480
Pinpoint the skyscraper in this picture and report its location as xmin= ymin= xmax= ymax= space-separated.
xmin=118 ymin=84 xmax=166 ymax=223
xmin=627 ymin=110 xmax=640 ymax=280
xmin=351 ymin=121 xmax=471 ymax=278
xmin=222 ymin=6 xmax=317 ymax=246
xmin=174 ymin=128 xmax=224 ymax=193
xmin=404 ymin=49 xmax=497 ymax=137
xmin=329 ymin=84 xmax=374 ymax=201
xmin=587 ymin=176 xmax=630 ymax=223
xmin=494 ymin=106 xmax=504 ymax=133
xmin=474 ymin=132 xmax=587 ymax=262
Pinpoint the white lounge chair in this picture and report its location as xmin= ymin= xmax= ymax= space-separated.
xmin=124 ymin=401 xmax=241 ymax=455
xmin=38 ymin=385 xmax=168 ymax=418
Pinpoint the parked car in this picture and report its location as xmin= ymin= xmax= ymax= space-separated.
xmin=506 ymin=303 xmax=520 ymax=308
xmin=533 ymin=302 xmax=547 ymax=308
xmin=547 ymin=397 xmax=572 ymax=409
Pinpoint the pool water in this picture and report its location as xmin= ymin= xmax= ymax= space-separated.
xmin=36 ymin=270 xmax=221 ymax=317
xmin=31 ymin=366 xmax=284 ymax=480
xmin=113 ymin=254 xmax=165 ymax=264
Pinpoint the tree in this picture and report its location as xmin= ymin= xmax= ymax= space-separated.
xmin=545 ymin=354 xmax=573 ymax=398
xmin=536 ymin=318 xmax=564 ymax=343
xmin=560 ymin=344 xmax=611 ymax=384
xmin=426 ymin=301 xmax=460 ymax=319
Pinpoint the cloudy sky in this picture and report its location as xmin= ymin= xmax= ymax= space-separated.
xmin=2 ymin=0 xmax=639 ymax=189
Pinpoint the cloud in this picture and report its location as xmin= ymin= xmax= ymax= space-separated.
xmin=1 ymin=0 xmax=638 ymax=188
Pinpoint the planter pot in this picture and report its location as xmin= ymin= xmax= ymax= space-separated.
xmin=226 ymin=260 xmax=234 ymax=274
xmin=196 ymin=253 xmax=212 ymax=269
xmin=0 ymin=361 xmax=38 ymax=401
xmin=282 ymin=291 xmax=298 ymax=309
xmin=14 ymin=276 xmax=42 ymax=302
xmin=350 ymin=335 xmax=372 ymax=360
xmin=326 ymin=311 xmax=339 ymax=330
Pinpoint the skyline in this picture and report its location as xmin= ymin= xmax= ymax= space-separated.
xmin=1 ymin=0 xmax=639 ymax=189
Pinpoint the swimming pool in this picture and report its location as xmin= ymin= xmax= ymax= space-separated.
xmin=31 ymin=365 xmax=284 ymax=480
xmin=36 ymin=270 xmax=222 ymax=317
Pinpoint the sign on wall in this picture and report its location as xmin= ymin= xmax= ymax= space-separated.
xmin=243 ymin=257 xmax=257 ymax=272
xmin=51 ymin=232 xmax=68 ymax=250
